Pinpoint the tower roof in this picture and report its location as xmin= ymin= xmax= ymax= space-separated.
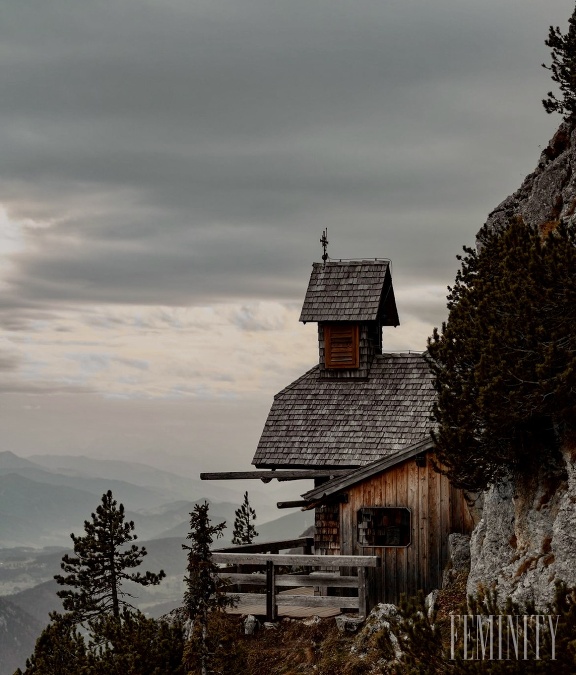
xmin=299 ymin=260 xmax=399 ymax=325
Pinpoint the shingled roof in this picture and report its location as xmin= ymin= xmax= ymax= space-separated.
xmin=299 ymin=260 xmax=399 ymax=325
xmin=252 ymin=352 xmax=434 ymax=469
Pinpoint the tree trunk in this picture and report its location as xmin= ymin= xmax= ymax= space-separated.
xmin=201 ymin=606 xmax=208 ymax=675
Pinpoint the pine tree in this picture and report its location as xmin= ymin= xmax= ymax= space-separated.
xmin=182 ymin=502 xmax=236 ymax=675
xmin=54 ymin=490 xmax=165 ymax=623
xmin=17 ymin=610 xmax=185 ymax=675
xmin=543 ymin=4 xmax=576 ymax=118
xmin=15 ymin=614 xmax=89 ymax=675
xmin=427 ymin=218 xmax=576 ymax=490
xmin=232 ymin=491 xmax=258 ymax=545
xmin=86 ymin=609 xmax=185 ymax=675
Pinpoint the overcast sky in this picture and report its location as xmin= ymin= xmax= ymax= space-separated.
xmin=0 ymin=0 xmax=574 ymax=494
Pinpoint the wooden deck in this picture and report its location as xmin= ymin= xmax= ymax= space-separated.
xmin=226 ymin=586 xmax=342 ymax=619
xmin=213 ymin=541 xmax=380 ymax=621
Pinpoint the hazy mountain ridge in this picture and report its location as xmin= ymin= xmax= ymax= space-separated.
xmin=0 ymin=450 xmax=311 ymax=546
xmin=0 ymin=451 xmax=39 ymax=470
xmin=0 ymin=465 xmax=174 ymax=511
xmin=0 ymin=450 xmax=311 ymax=674
xmin=29 ymin=453 xmax=258 ymax=507
xmin=0 ymin=473 xmax=107 ymax=548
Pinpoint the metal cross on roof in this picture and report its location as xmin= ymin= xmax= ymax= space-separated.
xmin=320 ymin=228 xmax=329 ymax=266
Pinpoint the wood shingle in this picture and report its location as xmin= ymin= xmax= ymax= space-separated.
xmin=252 ymin=352 xmax=434 ymax=468
xmin=299 ymin=260 xmax=399 ymax=325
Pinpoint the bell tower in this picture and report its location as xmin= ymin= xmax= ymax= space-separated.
xmin=299 ymin=258 xmax=399 ymax=380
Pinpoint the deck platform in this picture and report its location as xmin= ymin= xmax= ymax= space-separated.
xmin=226 ymin=586 xmax=342 ymax=619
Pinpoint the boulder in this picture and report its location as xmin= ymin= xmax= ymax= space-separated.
xmin=243 ymin=614 xmax=259 ymax=635
xmin=335 ymin=615 xmax=364 ymax=633
xmin=424 ymin=589 xmax=439 ymax=620
xmin=352 ymin=603 xmax=403 ymax=661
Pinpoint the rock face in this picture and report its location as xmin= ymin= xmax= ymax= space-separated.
xmin=442 ymin=532 xmax=471 ymax=589
xmin=485 ymin=121 xmax=576 ymax=235
xmin=467 ymin=126 xmax=576 ymax=609
xmin=467 ymin=447 xmax=576 ymax=610
xmin=467 ymin=445 xmax=576 ymax=609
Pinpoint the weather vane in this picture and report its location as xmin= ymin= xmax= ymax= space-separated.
xmin=320 ymin=228 xmax=329 ymax=266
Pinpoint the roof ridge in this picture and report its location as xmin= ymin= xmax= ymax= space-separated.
xmin=312 ymin=259 xmax=390 ymax=265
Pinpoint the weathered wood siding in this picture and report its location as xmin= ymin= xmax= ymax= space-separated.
xmin=315 ymin=452 xmax=474 ymax=603
xmin=315 ymin=503 xmax=341 ymax=555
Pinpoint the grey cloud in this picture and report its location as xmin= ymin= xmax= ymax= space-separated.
xmin=396 ymin=297 xmax=449 ymax=330
xmin=0 ymin=0 xmax=574 ymax=316
xmin=0 ymin=351 xmax=22 ymax=372
xmin=0 ymin=380 xmax=94 ymax=395
xmin=0 ymin=306 xmax=72 ymax=331
xmin=228 ymin=305 xmax=287 ymax=332
xmin=64 ymin=353 xmax=149 ymax=372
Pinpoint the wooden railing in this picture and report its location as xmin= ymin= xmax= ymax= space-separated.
xmin=213 ymin=536 xmax=314 ymax=556
xmin=212 ymin=539 xmax=379 ymax=621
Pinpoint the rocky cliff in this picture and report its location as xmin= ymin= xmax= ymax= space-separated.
xmin=466 ymin=121 xmax=576 ymax=610
xmin=485 ymin=121 xmax=576 ymax=234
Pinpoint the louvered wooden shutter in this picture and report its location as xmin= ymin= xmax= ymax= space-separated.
xmin=324 ymin=324 xmax=359 ymax=368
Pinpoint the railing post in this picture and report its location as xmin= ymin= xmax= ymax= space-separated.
xmin=358 ymin=566 xmax=367 ymax=618
xmin=266 ymin=560 xmax=276 ymax=622
xmin=303 ymin=539 xmax=312 ymax=575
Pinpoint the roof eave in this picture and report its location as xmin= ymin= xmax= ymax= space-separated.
xmin=301 ymin=436 xmax=434 ymax=501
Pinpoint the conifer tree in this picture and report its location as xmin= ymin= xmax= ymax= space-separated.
xmin=54 ymin=490 xmax=165 ymax=623
xmin=543 ymin=4 xmax=576 ymax=118
xmin=427 ymin=218 xmax=576 ymax=490
xmin=182 ymin=502 xmax=236 ymax=675
xmin=17 ymin=610 xmax=185 ymax=675
xmin=15 ymin=614 xmax=88 ymax=675
xmin=87 ymin=609 xmax=185 ymax=674
xmin=232 ymin=491 xmax=258 ymax=545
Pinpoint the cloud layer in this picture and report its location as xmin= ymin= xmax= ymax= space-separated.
xmin=0 ymin=1 xmax=573 ymax=471
xmin=2 ymin=1 xmax=571 ymax=313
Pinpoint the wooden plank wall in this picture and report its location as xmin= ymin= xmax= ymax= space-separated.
xmin=335 ymin=453 xmax=473 ymax=604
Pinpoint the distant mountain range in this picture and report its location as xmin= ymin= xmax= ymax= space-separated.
xmin=0 ymin=450 xmax=307 ymax=547
xmin=0 ymin=450 xmax=314 ymax=675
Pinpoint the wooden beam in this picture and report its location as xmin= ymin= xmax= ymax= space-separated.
xmin=212 ymin=552 xmax=380 ymax=567
xmin=221 ymin=573 xmax=360 ymax=588
xmin=276 ymin=595 xmax=359 ymax=609
xmin=230 ymin=593 xmax=359 ymax=609
xmin=358 ymin=566 xmax=367 ymax=617
xmin=200 ymin=470 xmax=351 ymax=481
xmin=266 ymin=560 xmax=276 ymax=621
xmin=276 ymin=500 xmax=308 ymax=509
xmin=213 ymin=537 xmax=313 ymax=554
xmin=277 ymin=493 xmax=349 ymax=509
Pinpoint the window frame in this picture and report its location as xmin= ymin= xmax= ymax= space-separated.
xmin=357 ymin=507 xmax=412 ymax=548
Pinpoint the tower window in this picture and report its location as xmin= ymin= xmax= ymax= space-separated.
xmin=324 ymin=324 xmax=359 ymax=369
